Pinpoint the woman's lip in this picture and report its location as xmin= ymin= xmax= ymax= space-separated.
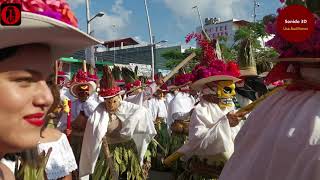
xmin=23 ymin=113 xmax=45 ymax=127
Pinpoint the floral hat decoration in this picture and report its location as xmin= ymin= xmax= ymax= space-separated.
xmin=87 ymin=68 xmax=99 ymax=82
xmin=186 ymin=33 xmax=241 ymax=91
xmin=0 ymin=0 xmax=101 ymax=59
xmin=122 ymin=67 xmax=142 ymax=93
xmin=99 ymin=65 xmax=125 ymax=99
xmin=57 ymin=71 xmax=70 ymax=86
xmin=70 ymin=69 xmax=94 ymax=98
xmin=171 ymin=73 xmax=194 ymax=92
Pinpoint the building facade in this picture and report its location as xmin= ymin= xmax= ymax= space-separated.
xmin=196 ymin=18 xmax=249 ymax=47
xmin=69 ymin=45 xmax=182 ymax=75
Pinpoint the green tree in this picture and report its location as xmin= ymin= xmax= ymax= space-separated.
xmin=233 ymin=20 xmax=278 ymax=74
xmin=218 ymin=36 xmax=237 ymax=61
xmin=163 ymin=48 xmax=201 ymax=73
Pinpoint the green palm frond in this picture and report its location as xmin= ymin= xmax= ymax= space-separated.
xmin=237 ymin=38 xmax=256 ymax=68
xmin=122 ymin=67 xmax=137 ymax=83
xmin=112 ymin=66 xmax=122 ymax=80
xmin=16 ymin=148 xmax=52 ymax=180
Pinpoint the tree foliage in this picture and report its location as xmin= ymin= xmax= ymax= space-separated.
xmin=163 ymin=48 xmax=201 ymax=73
xmin=163 ymin=20 xmax=278 ymax=74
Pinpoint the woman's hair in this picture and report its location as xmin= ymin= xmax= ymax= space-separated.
xmin=46 ymin=73 xmax=61 ymax=110
xmin=42 ymin=73 xmax=61 ymax=129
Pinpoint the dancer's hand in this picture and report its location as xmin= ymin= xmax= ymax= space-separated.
xmin=227 ymin=111 xmax=247 ymax=127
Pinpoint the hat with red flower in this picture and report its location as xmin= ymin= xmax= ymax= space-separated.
xmin=0 ymin=0 xmax=101 ymax=59
xmin=69 ymin=69 xmax=94 ymax=98
xmin=57 ymin=71 xmax=70 ymax=85
xmin=185 ymin=33 xmax=241 ymax=91
xmin=87 ymin=68 xmax=99 ymax=82
xmin=122 ymin=67 xmax=142 ymax=93
xmin=169 ymin=73 xmax=194 ymax=92
xmin=99 ymin=65 xmax=124 ymax=99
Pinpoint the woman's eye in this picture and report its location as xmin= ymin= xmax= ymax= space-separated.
xmin=14 ymin=77 xmax=34 ymax=82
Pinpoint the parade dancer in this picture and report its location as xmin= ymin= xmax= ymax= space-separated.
xmin=167 ymin=73 xmax=196 ymax=131
xmin=164 ymin=33 xmax=245 ymax=179
xmin=219 ymin=1 xmax=320 ymax=180
xmin=166 ymin=73 xmax=196 ymax=176
xmin=0 ymin=0 xmax=100 ymax=178
xmin=122 ymin=67 xmax=163 ymax=108
xmin=79 ymin=66 xmax=156 ymax=180
xmin=57 ymin=69 xmax=101 ymax=166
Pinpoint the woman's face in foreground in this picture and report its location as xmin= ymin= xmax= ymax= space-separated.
xmin=0 ymin=45 xmax=53 ymax=155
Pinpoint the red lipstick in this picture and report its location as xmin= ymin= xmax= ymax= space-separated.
xmin=23 ymin=113 xmax=45 ymax=127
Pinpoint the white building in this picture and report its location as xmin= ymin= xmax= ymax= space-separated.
xmin=196 ymin=18 xmax=249 ymax=47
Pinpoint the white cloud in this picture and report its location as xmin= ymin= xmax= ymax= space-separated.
xmin=91 ymin=0 xmax=132 ymax=41
xmin=163 ymin=0 xmax=251 ymax=22
xmin=66 ymin=0 xmax=85 ymax=9
xmin=134 ymin=36 xmax=149 ymax=46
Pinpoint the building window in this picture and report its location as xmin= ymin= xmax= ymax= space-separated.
xmin=225 ymin=32 xmax=228 ymax=36
xmin=216 ymin=27 xmax=218 ymax=32
xmin=220 ymin=26 xmax=223 ymax=31
xmin=225 ymin=25 xmax=227 ymax=30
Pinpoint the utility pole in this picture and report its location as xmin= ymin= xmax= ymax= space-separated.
xmin=144 ymin=0 xmax=155 ymax=81
xmin=192 ymin=5 xmax=210 ymax=40
xmin=253 ymin=0 xmax=260 ymax=23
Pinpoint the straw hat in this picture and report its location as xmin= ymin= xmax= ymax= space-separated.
xmin=259 ymin=72 xmax=269 ymax=78
xmin=99 ymin=66 xmax=125 ymax=99
xmin=191 ymin=75 xmax=241 ymax=91
xmin=185 ymin=32 xmax=241 ymax=91
xmin=0 ymin=1 xmax=101 ymax=59
xmin=240 ymin=67 xmax=258 ymax=77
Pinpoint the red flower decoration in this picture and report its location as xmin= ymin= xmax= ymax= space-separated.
xmin=99 ymin=86 xmax=121 ymax=97
xmin=125 ymin=80 xmax=142 ymax=91
xmin=0 ymin=0 xmax=78 ymax=27
xmin=186 ymin=32 xmax=240 ymax=82
xmin=57 ymin=71 xmax=66 ymax=76
xmin=174 ymin=73 xmax=194 ymax=86
xmin=72 ymin=70 xmax=88 ymax=84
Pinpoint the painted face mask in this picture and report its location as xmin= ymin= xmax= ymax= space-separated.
xmin=105 ymin=95 xmax=121 ymax=113
xmin=216 ymin=80 xmax=236 ymax=108
xmin=78 ymin=85 xmax=89 ymax=102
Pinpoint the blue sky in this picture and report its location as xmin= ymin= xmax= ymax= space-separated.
xmin=67 ymin=0 xmax=282 ymax=48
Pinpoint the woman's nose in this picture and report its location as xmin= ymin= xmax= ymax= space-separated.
xmin=33 ymin=81 xmax=54 ymax=109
